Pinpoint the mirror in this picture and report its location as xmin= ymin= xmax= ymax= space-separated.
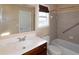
xmin=0 ymin=4 xmax=35 ymax=37
xmin=36 ymin=5 xmax=49 ymax=37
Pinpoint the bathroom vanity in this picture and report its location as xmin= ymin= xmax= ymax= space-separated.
xmin=0 ymin=31 xmax=47 ymax=55
xmin=23 ymin=43 xmax=47 ymax=55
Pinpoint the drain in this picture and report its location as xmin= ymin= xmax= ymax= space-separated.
xmin=22 ymin=46 xmax=26 ymax=49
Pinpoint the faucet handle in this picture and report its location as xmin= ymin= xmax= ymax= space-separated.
xmin=17 ymin=38 xmax=22 ymax=41
xmin=17 ymin=36 xmax=26 ymax=42
xmin=22 ymin=36 xmax=26 ymax=41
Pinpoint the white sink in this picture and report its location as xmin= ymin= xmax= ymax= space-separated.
xmin=0 ymin=35 xmax=47 ymax=55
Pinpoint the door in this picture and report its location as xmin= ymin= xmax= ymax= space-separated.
xmin=19 ymin=11 xmax=32 ymax=32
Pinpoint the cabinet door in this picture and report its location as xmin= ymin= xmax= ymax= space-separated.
xmin=23 ymin=43 xmax=47 ymax=55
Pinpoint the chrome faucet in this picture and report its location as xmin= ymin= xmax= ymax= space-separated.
xmin=17 ymin=36 xmax=26 ymax=42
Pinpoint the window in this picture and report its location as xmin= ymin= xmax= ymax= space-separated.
xmin=38 ymin=12 xmax=49 ymax=28
xmin=0 ymin=8 xmax=2 ymax=24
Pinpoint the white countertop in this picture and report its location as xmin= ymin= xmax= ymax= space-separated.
xmin=0 ymin=31 xmax=47 ymax=55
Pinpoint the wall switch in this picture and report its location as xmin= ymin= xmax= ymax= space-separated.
xmin=69 ymin=36 xmax=74 ymax=39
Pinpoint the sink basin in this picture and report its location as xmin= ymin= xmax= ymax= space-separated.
xmin=0 ymin=33 xmax=47 ymax=55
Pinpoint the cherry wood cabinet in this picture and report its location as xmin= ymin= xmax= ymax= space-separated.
xmin=23 ymin=43 xmax=47 ymax=55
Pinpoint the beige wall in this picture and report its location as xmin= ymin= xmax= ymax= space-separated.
xmin=0 ymin=5 xmax=35 ymax=36
xmin=49 ymin=4 xmax=79 ymax=44
xmin=48 ymin=5 xmax=57 ymax=43
xmin=57 ymin=5 xmax=79 ymax=44
xmin=36 ymin=27 xmax=49 ymax=37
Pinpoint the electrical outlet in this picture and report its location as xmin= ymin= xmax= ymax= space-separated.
xmin=69 ymin=36 xmax=74 ymax=39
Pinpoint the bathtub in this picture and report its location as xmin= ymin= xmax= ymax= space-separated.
xmin=48 ymin=39 xmax=79 ymax=55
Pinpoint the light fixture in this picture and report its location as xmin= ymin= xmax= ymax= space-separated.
xmin=1 ymin=32 xmax=10 ymax=37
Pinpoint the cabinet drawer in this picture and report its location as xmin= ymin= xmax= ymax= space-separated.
xmin=23 ymin=43 xmax=47 ymax=55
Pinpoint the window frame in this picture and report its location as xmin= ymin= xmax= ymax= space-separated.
xmin=38 ymin=12 xmax=49 ymax=28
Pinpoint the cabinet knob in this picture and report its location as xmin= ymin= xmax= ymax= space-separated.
xmin=44 ymin=47 xmax=46 ymax=49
